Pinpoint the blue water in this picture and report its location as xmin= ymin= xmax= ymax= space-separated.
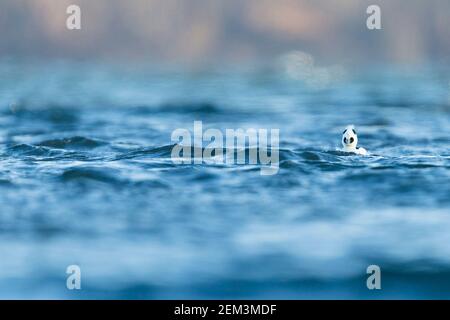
xmin=0 ymin=60 xmax=449 ymax=299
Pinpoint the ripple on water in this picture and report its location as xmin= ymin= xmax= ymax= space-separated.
xmin=36 ymin=136 xmax=107 ymax=150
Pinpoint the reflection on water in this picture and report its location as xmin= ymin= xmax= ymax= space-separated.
xmin=0 ymin=60 xmax=449 ymax=298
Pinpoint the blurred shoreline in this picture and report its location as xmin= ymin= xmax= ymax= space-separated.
xmin=1 ymin=0 xmax=450 ymax=67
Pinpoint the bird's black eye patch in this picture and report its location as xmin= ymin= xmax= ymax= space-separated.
xmin=352 ymin=129 xmax=356 ymax=134
xmin=342 ymin=129 xmax=347 ymax=134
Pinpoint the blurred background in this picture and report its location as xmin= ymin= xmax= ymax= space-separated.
xmin=0 ymin=1 xmax=450 ymax=299
xmin=1 ymin=0 xmax=450 ymax=66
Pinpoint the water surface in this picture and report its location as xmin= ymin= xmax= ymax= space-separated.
xmin=0 ymin=61 xmax=449 ymax=298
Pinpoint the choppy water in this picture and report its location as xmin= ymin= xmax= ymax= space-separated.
xmin=0 ymin=60 xmax=449 ymax=299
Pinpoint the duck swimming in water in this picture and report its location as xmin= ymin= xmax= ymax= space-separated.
xmin=341 ymin=125 xmax=367 ymax=155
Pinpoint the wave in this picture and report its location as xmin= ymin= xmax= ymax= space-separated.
xmin=126 ymin=102 xmax=223 ymax=116
xmin=112 ymin=144 xmax=176 ymax=161
xmin=5 ymin=143 xmax=90 ymax=161
xmin=6 ymin=104 xmax=79 ymax=124
xmin=36 ymin=136 xmax=106 ymax=150
xmin=60 ymin=167 xmax=123 ymax=185
xmin=157 ymin=102 xmax=222 ymax=114
xmin=7 ymin=144 xmax=65 ymax=157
